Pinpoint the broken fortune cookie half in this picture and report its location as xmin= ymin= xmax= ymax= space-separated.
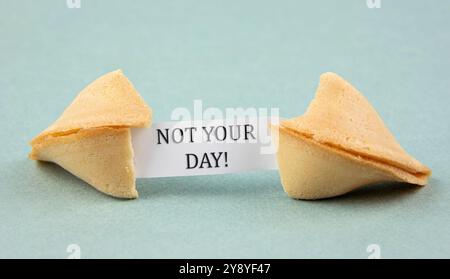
xmin=29 ymin=70 xmax=152 ymax=198
xmin=275 ymin=72 xmax=431 ymax=199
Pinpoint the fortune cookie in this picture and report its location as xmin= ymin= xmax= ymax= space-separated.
xmin=276 ymin=72 xmax=431 ymax=199
xmin=29 ymin=70 xmax=152 ymax=198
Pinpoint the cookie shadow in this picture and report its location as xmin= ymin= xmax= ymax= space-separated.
xmin=313 ymin=179 xmax=433 ymax=205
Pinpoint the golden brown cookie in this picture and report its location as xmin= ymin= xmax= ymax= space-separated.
xmin=276 ymin=72 xmax=431 ymax=199
xmin=30 ymin=70 xmax=152 ymax=198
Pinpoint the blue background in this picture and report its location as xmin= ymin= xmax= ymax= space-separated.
xmin=0 ymin=0 xmax=449 ymax=258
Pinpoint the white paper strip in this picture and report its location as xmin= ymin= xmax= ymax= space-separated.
xmin=132 ymin=118 xmax=278 ymax=178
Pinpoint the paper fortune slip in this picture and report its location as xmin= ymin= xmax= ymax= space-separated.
xmin=132 ymin=117 xmax=279 ymax=178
